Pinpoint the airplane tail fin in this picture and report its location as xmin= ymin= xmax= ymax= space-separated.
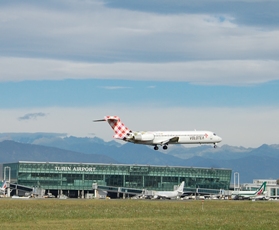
xmin=1 ymin=180 xmax=7 ymax=189
xmin=94 ymin=116 xmax=132 ymax=139
xmin=176 ymin=181 xmax=185 ymax=194
xmin=256 ymin=181 xmax=266 ymax=196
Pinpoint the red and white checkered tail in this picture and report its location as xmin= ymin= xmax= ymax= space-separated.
xmin=104 ymin=116 xmax=131 ymax=139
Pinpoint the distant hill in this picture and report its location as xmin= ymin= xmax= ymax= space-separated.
xmin=0 ymin=132 xmax=279 ymax=183
xmin=0 ymin=140 xmax=118 ymax=164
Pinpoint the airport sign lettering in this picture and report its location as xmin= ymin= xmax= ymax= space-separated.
xmin=55 ymin=166 xmax=96 ymax=172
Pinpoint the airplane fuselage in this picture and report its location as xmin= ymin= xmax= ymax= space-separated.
xmin=231 ymin=191 xmax=268 ymax=200
xmin=94 ymin=116 xmax=222 ymax=150
xmin=154 ymin=191 xmax=181 ymax=199
xmin=152 ymin=181 xmax=185 ymax=199
xmin=125 ymin=131 xmax=222 ymax=146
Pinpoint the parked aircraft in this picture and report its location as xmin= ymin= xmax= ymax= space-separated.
xmin=231 ymin=182 xmax=267 ymax=200
xmin=0 ymin=180 xmax=7 ymax=195
xmin=94 ymin=115 xmax=222 ymax=150
xmin=152 ymin=181 xmax=185 ymax=199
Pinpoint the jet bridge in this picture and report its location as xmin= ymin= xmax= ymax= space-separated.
xmin=96 ymin=184 xmax=144 ymax=199
xmin=9 ymin=183 xmax=33 ymax=196
xmin=183 ymin=187 xmax=225 ymax=195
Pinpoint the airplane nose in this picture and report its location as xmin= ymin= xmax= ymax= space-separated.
xmin=218 ymin=136 xmax=222 ymax=142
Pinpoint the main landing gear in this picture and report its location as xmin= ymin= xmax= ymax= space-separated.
xmin=153 ymin=145 xmax=168 ymax=150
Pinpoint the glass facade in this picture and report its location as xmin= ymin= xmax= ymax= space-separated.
xmin=3 ymin=161 xmax=231 ymax=193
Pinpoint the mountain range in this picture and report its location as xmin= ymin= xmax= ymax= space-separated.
xmin=0 ymin=132 xmax=279 ymax=183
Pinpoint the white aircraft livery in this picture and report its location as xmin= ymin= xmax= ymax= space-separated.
xmin=231 ymin=182 xmax=267 ymax=200
xmin=94 ymin=116 xmax=222 ymax=150
xmin=153 ymin=181 xmax=185 ymax=199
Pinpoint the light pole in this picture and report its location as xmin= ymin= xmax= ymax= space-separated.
xmin=4 ymin=166 xmax=11 ymax=197
xmin=234 ymin=172 xmax=240 ymax=191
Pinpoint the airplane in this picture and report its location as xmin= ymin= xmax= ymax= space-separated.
xmin=152 ymin=181 xmax=185 ymax=199
xmin=0 ymin=180 xmax=7 ymax=195
xmin=231 ymin=181 xmax=267 ymax=200
xmin=94 ymin=115 xmax=222 ymax=150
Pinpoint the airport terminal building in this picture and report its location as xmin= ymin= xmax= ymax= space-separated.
xmin=1 ymin=161 xmax=232 ymax=198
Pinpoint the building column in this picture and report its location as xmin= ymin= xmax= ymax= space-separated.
xmin=123 ymin=175 xmax=125 ymax=187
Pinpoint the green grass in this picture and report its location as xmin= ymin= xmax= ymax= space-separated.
xmin=0 ymin=199 xmax=278 ymax=229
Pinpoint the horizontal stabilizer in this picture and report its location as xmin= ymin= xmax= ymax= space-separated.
xmin=93 ymin=119 xmax=106 ymax=122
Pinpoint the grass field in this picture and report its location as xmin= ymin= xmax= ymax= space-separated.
xmin=0 ymin=199 xmax=279 ymax=229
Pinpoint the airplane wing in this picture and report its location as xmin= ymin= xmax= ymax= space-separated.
xmin=168 ymin=137 xmax=179 ymax=143
xmin=154 ymin=195 xmax=167 ymax=199
xmin=154 ymin=136 xmax=179 ymax=145
xmin=152 ymin=193 xmax=170 ymax=199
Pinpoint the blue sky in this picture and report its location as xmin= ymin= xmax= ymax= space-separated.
xmin=0 ymin=0 xmax=279 ymax=147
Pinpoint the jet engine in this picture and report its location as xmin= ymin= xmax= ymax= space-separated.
xmin=132 ymin=132 xmax=154 ymax=141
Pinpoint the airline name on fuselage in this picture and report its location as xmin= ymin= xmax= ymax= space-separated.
xmin=55 ymin=166 xmax=96 ymax=172
xmin=190 ymin=135 xmax=205 ymax=140
xmin=153 ymin=133 xmax=207 ymax=140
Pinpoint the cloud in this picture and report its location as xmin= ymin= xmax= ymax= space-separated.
xmin=1 ymin=57 xmax=279 ymax=85
xmin=0 ymin=1 xmax=278 ymax=63
xmin=0 ymin=1 xmax=278 ymax=87
xmin=18 ymin=112 xmax=48 ymax=121
xmin=0 ymin=1 xmax=278 ymax=86
xmin=99 ymin=86 xmax=132 ymax=90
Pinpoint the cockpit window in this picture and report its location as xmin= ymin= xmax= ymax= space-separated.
xmin=213 ymin=133 xmax=216 ymax=136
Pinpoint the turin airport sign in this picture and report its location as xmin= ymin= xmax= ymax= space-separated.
xmin=54 ymin=166 xmax=96 ymax=172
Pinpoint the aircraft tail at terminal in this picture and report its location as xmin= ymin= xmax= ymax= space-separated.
xmin=0 ymin=180 xmax=7 ymax=194
xmin=231 ymin=181 xmax=267 ymax=200
xmin=94 ymin=116 xmax=222 ymax=150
